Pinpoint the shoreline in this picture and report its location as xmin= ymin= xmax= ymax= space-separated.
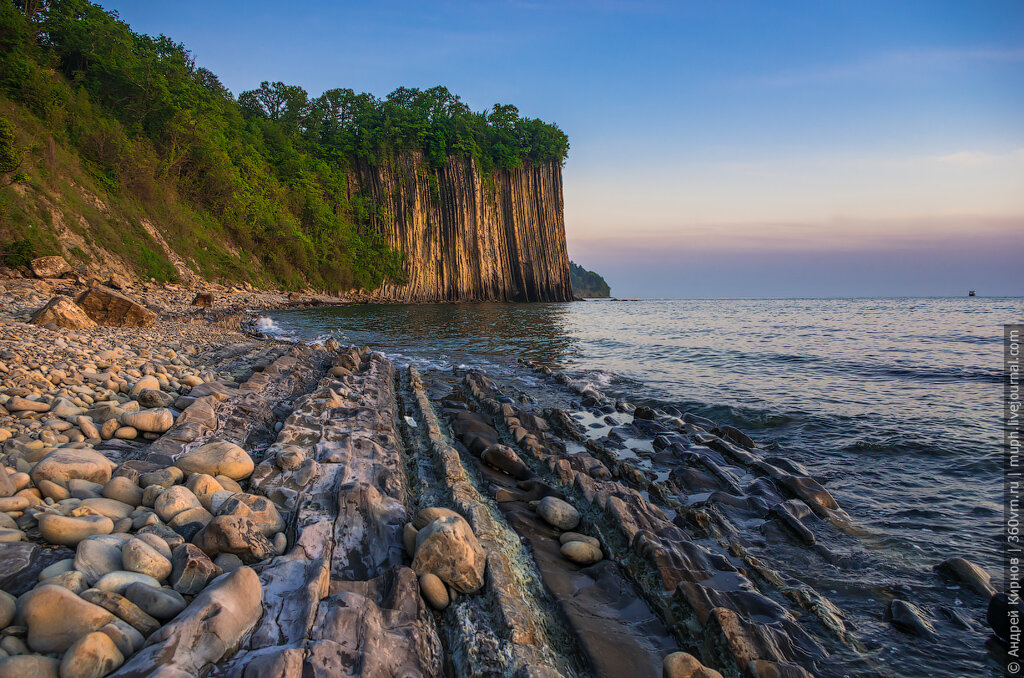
xmin=0 ymin=277 xmax=1005 ymax=677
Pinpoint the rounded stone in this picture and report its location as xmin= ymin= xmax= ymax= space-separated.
xmin=559 ymin=532 xmax=600 ymax=549
xmin=213 ymin=553 xmax=243 ymax=572
xmin=403 ymin=522 xmax=418 ymax=558
xmin=662 ymin=651 xmax=724 ymax=678
xmin=120 ymin=408 xmax=174 ymax=434
xmin=101 ymin=477 xmax=143 ymax=507
xmin=412 ymin=515 xmax=487 ymax=594
xmin=38 ymin=558 xmax=75 ymax=581
xmin=114 ymin=426 xmax=138 ymax=440
xmin=122 ymin=538 xmax=172 ymax=581
xmin=0 ymin=655 xmax=59 ymax=678
xmin=560 ymin=541 xmax=603 ymax=565
xmin=481 ymin=444 xmax=532 ymax=480
xmin=130 ymin=376 xmax=160 ymax=395
xmin=39 ymin=569 xmax=89 ymax=594
xmin=136 ymin=389 xmax=174 ymax=409
xmin=154 ymin=485 xmax=201 ymax=523
xmin=175 ymin=441 xmax=254 ymax=480
xmin=38 ymin=514 xmax=113 ymax=546
xmin=135 ymin=532 xmax=172 ymax=559
xmin=0 ymin=590 xmax=14 ymax=629
xmin=22 ymin=585 xmax=115 ymax=653
xmin=74 ymin=536 xmax=124 ymax=585
xmin=98 ymin=621 xmax=143 ymax=659
xmin=94 ymin=571 xmax=161 ymax=595
xmin=412 ymin=507 xmax=462 ymax=530
xmin=123 ymin=583 xmax=186 ymax=621
xmin=185 ymin=474 xmax=223 ymax=511
xmin=78 ymin=497 xmax=134 ymax=521
xmin=536 ymin=496 xmax=580 ymax=531
xmin=59 ymin=631 xmax=124 ymax=678
xmin=217 ymin=492 xmax=284 ymax=537
xmin=30 ymin=448 xmax=115 ymax=489
xmin=419 ymin=573 xmax=449 ymax=610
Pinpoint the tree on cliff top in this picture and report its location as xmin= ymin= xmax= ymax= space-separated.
xmin=569 ymin=262 xmax=611 ymax=298
xmin=0 ymin=0 xmax=570 ymax=292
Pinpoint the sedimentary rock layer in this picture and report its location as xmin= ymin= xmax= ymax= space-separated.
xmin=354 ymin=154 xmax=573 ymax=302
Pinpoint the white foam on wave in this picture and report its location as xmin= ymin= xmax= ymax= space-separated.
xmin=254 ymin=315 xmax=290 ymax=337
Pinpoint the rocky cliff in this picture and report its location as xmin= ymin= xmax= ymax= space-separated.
xmin=354 ymin=154 xmax=573 ymax=303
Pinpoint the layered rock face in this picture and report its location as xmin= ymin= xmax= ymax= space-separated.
xmin=355 ymin=155 xmax=573 ymax=302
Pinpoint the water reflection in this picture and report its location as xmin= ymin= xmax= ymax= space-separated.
xmin=276 ymin=302 xmax=582 ymax=370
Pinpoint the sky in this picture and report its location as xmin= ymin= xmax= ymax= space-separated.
xmin=97 ymin=0 xmax=1024 ymax=298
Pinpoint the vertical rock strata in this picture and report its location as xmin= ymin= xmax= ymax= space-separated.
xmin=355 ymin=155 xmax=573 ymax=302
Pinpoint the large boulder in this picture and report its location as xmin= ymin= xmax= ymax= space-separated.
xmin=411 ymin=515 xmax=486 ymax=594
xmin=75 ymin=285 xmax=157 ymax=328
xmin=175 ymin=441 xmax=254 ymax=480
xmin=30 ymin=295 xmax=97 ymax=330
xmin=216 ymin=492 xmax=284 ymax=537
xmin=23 ymin=584 xmax=115 ymax=653
xmin=191 ymin=515 xmax=274 ymax=563
xmin=29 ymin=255 xmax=71 ymax=278
xmin=31 ymin=447 xmax=116 ymax=489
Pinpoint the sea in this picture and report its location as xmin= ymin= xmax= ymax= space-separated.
xmin=261 ymin=296 xmax=1023 ymax=677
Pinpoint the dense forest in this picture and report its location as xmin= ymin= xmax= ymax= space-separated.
xmin=0 ymin=0 xmax=569 ymax=291
xmin=569 ymin=261 xmax=610 ymax=298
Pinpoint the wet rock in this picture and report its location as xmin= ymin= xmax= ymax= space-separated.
xmin=536 ymin=496 xmax=580 ymax=531
xmin=80 ymin=589 xmax=160 ymax=636
xmin=29 ymin=255 xmax=71 ymax=278
xmin=75 ymin=286 xmax=156 ymax=328
xmin=31 ymin=447 xmax=115 ymax=489
xmin=169 ymin=543 xmax=222 ymax=595
xmin=747 ymin=661 xmax=815 ymax=678
xmin=111 ymin=567 xmax=262 ymax=677
xmin=989 ymin=592 xmax=1010 ymax=643
xmin=419 ymin=572 xmax=450 ymax=610
xmin=481 ymin=444 xmax=532 ymax=480
xmin=38 ymin=514 xmax=113 ymax=546
xmin=30 ymin=295 xmax=96 ymax=330
xmin=123 ymin=583 xmax=186 ymax=621
xmin=935 ymin=556 xmax=996 ymax=596
xmin=0 ymin=655 xmax=59 ymax=678
xmin=122 ymin=538 xmax=171 ymax=581
xmin=412 ymin=515 xmax=486 ymax=594
xmin=720 ymin=425 xmax=754 ymax=449
xmin=22 ymin=584 xmax=115 ymax=653
xmin=561 ymin=540 xmax=603 ymax=565
xmin=175 ymin=441 xmax=254 ymax=480
xmin=662 ymin=651 xmax=724 ymax=678
xmin=886 ymin=599 xmax=936 ymax=640
xmin=60 ymin=630 xmax=124 ymax=678
xmin=216 ymin=492 xmax=284 ymax=537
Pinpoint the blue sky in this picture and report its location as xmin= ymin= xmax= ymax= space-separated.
xmin=97 ymin=0 xmax=1024 ymax=297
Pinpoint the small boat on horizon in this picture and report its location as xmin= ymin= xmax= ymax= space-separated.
xmin=968 ymin=290 xmax=976 ymax=297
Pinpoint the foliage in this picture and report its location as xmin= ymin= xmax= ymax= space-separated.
xmin=0 ymin=1 xmax=570 ymax=291
xmin=569 ymin=261 xmax=611 ymax=298
xmin=1 ymin=236 xmax=36 ymax=267
xmin=0 ymin=116 xmax=22 ymax=178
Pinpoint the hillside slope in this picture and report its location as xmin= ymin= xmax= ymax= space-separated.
xmin=0 ymin=1 xmax=571 ymax=300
